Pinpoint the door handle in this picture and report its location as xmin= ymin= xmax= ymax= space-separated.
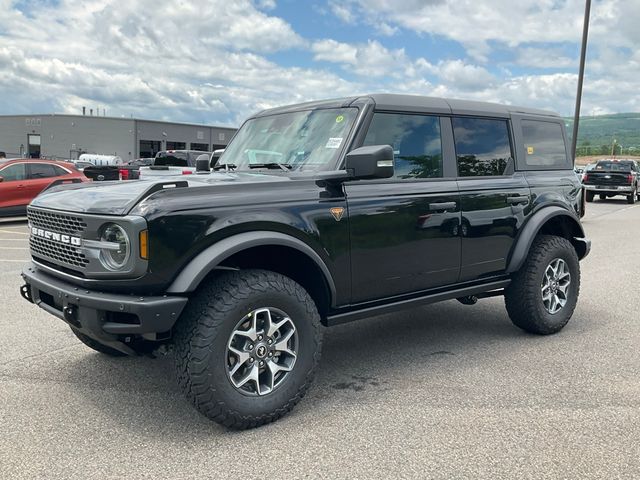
xmin=506 ymin=196 xmax=529 ymax=205
xmin=429 ymin=202 xmax=457 ymax=211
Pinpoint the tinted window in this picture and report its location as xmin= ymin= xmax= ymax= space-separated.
xmin=154 ymin=151 xmax=189 ymax=167
xmin=52 ymin=165 xmax=69 ymax=176
xmin=29 ymin=163 xmax=57 ymax=178
xmin=522 ymin=120 xmax=568 ymax=168
xmin=453 ymin=118 xmax=512 ymax=177
xmin=0 ymin=163 xmax=27 ymax=181
xmin=363 ymin=113 xmax=443 ymax=179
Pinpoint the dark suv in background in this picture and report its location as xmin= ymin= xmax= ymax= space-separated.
xmin=21 ymin=94 xmax=589 ymax=429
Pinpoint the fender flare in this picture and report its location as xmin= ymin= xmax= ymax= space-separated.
xmin=166 ymin=231 xmax=337 ymax=304
xmin=506 ymin=206 xmax=588 ymax=274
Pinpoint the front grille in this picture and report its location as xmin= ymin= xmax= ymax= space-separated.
xmin=28 ymin=209 xmax=87 ymax=235
xmin=27 ymin=208 xmax=89 ymax=270
xmin=30 ymin=236 xmax=89 ymax=268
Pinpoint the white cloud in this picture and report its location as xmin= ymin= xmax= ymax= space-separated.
xmin=0 ymin=0 xmax=638 ymax=125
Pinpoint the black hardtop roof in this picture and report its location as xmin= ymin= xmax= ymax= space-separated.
xmin=254 ymin=93 xmax=559 ymax=119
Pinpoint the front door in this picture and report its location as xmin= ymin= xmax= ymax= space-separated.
xmin=452 ymin=116 xmax=531 ymax=281
xmin=345 ymin=112 xmax=461 ymax=303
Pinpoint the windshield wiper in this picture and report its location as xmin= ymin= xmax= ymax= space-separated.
xmin=212 ymin=163 xmax=237 ymax=172
xmin=248 ymin=163 xmax=292 ymax=171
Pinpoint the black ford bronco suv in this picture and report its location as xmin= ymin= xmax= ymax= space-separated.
xmin=20 ymin=94 xmax=590 ymax=429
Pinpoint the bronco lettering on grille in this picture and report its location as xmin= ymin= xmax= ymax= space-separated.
xmin=30 ymin=227 xmax=82 ymax=246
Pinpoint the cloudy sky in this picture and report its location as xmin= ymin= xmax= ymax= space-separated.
xmin=1 ymin=0 xmax=638 ymax=126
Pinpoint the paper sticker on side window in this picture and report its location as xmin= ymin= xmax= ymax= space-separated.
xmin=325 ymin=137 xmax=343 ymax=149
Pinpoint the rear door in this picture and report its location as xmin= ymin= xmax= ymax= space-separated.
xmin=453 ymin=116 xmax=532 ymax=281
xmin=0 ymin=163 xmax=29 ymax=211
xmin=344 ymin=112 xmax=461 ymax=303
xmin=25 ymin=163 xmax=60 ymax=199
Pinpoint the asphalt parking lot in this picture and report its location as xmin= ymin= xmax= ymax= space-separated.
xmin=1 ymin=200 xmax=639 ymax=479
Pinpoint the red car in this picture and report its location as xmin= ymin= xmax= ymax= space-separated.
xmin=0 ymin=159 xmax=89 ymax=217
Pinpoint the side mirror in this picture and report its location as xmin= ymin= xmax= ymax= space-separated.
xmin=195 ymin=154 xmax=210 ymax=173
xmin=211 ymin=149 xmax=225 ymax=168
xmin=345 ymin=145 xmax=394 ymax=180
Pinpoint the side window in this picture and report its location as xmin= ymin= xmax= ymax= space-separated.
xmin=52 ymin=165 xmax=69 ymax=176
xmin=0 ymin=164 xmax=27 ymax=181
xmin=29 ymin=163 xmax=57 ymax=179
xmin=521 ymin=120 xmax=568 ymax=169
xmin=453 ymin=117 xmax=512 ymax=177
xmin=363 ymin=113 xmax=443 ymax=179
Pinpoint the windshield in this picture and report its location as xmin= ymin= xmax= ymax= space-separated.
xmin=219 ymin=107 xmax=358 ymax=171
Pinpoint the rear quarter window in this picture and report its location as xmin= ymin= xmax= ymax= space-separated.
xmin=521 ymin=120 xmax=569 ymax=170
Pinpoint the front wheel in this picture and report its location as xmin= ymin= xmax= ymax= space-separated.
xmin=505 ymin=235 xmax=580 ymax=335
xmin=585 ymin=190 xmax=594 ymax=202
xmin=174 ymin=269 xmax=323 ymax=429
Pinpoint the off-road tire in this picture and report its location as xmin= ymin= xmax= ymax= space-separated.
xmin=585 ymin=190 xmax=594 ymax=202
xmin=627 ymin=191 xmax=636 ymax=204
xmin=599 ymin=193 xmax=607 ymax=200
xmin=505 ymin=235 xmax=580 ymax=335
xmin=173 ymin=269 xmax=323 ymax=429
xmin=71 ymin=328 xmax=127 ymax=356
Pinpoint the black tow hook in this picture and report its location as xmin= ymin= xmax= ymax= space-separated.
xmin=20 ymin=284 xmax=33 ymax=303
xmin=63 ymin=305 xmax=78 ymax=324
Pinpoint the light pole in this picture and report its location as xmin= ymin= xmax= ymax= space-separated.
xmin=571 ymin=0 xmax=591 ymax=163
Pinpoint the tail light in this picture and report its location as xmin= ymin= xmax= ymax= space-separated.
xmin=182 ymin=170 xmax=193 ymax=175
xmin=119 ymin=168 xmax=129 ymax=180
xmin=627 ymin=174 xmax=633 ymax=184
xmin=583 ymin=173 xmax=589 ymax=182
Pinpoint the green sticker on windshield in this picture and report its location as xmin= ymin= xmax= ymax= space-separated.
xmin=335 ymin=115 xmax=344 ymax=123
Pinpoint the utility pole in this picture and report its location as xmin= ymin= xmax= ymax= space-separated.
xmin=571 ymin=0 xmax=591 ymax=163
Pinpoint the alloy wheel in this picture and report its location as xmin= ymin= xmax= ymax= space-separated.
xmin=541 ymin=258 xmax=571 ymax=315
xmin=226 ymin=307 xmax=298 ymax=396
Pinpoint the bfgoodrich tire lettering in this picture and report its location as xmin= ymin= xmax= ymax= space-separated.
xmin=505 ymin=235 xmax=580 ymax=335
xmin=173 ymin=269 xmax=323 ymax=429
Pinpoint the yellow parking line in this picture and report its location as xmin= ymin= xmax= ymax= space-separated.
xmin=0 ymin=259 xmax=28 ymax=263
xmin=1 ymin=247 xmax=28 ymax=250
xmin=0 ymin=229 xmax=28 ymax=235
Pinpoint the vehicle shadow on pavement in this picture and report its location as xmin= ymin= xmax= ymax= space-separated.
xmin=53 ymin=297 xmax=591 ymax=435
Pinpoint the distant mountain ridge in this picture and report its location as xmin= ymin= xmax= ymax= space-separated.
xmin=565 ymin=113 xmax=640 ymax=156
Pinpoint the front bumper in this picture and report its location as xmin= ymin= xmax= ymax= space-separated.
xmin=584 ymin=185 xmax=633 ymax=193
xmin=21 ymin=262 xmax=188 ymax=354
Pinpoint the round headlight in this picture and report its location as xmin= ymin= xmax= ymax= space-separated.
xmin=99 ymin=223 xmax=130 ymax=270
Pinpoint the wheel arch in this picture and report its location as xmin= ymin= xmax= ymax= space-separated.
xmin=166 ymin=231 xmax=337 ymax=314
xmin=506 ymin=207 xmax=590 ymax=274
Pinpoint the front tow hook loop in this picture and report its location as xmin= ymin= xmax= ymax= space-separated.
xmin=63 ymin=305 xmax=77 ymax=323
xmin=20 ymin=284 xmax=33 ymax=303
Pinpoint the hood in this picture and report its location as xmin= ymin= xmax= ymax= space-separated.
xmin=29 ymin=171 xmax=290 ymax=216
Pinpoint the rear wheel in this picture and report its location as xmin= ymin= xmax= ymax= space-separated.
xmin=585 ymin=190 xmax=594 ymax=202
xmin=505 ymin=235 xmax=580 ymax=335
xmin=627 ymin=192 xmax=636 ymax=204
xmin=71 ymin=328 xmax=127 ymax=356
xmin=174 ymin=269 xmax=323 ymax=429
